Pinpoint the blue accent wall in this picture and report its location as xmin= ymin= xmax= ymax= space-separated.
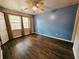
xmin=34 ymin=5 xmax=78 ymax=41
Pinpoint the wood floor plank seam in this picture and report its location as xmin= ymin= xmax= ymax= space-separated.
xmin=2 ymin=34 xmax=74 ymax=59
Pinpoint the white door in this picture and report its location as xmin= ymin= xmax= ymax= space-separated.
xmin=73 ymin=6 xmax=79 ymax=59
xmin=0 ymin=12 xmax=9 ymax=44
xmin=0 ymin=47 xmax=3 ymax=59
xmin=73 ymin=21 xmax=79 ymax=59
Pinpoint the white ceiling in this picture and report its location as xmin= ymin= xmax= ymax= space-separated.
xmin=0 ymin=0 xmax=78 ymax=15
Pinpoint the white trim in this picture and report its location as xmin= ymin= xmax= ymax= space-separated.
xmin=35 ymin=32 xmax=73 ymax=43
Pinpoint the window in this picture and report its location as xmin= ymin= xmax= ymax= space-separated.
xmin=8 ymin=15 xmax=21 ymax=30
xmin=8 ymin=14 xmax=31 ymax=38
xmin=22 ymin=17 xmax=30 ymax=28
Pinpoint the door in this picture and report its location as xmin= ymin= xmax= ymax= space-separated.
xmin=0 ymin=12 xmax=9 ymax=44
xmin=22 ymin=17 xmax=31 ymax=35
xmin=8 ymin=14 xmax=22 ymax=38
xmin=73 ymin=21 xmax=79 ymax=59
xmin=73 ymin=6 xmax=79 ymax=59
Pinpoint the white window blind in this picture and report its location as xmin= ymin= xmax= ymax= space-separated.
xmin=8 ymin=15 xmax=21 ymax=30
xmin=22 ymin=17 xmax=30 ymax=28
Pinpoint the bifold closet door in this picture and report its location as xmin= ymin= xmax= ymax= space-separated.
xmin=0 ymin=12 xmax=9 ymax=44
xmin=8 ymin=14 xmax=22 ymax=38
xmin=22 ymin=17 xmax=31 ymax=35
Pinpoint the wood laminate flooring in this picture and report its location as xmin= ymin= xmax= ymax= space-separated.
xmin=2 ymin=34 xmax=74 ymax=59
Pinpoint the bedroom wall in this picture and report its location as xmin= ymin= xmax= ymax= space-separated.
xmin=34 ymin=5 xmax=78 ymax=41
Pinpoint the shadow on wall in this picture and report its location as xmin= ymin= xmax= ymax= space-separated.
xmin=34 ymin=4 xmax=78 ymax=41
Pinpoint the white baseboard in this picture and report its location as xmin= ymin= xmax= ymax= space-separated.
xmin=35 ymin=32 xmax=73 ymax=43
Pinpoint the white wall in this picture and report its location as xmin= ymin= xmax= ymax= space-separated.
xmin=73 ymin=5 xmax=79 ymax=59
xmin=0 ymin=12 xmax=9 ymax=44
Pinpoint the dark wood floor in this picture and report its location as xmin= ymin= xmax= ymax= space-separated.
xmin=2 ymin=34 xmax=74 ymax=59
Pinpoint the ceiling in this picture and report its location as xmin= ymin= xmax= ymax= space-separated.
xmin=0 ymin=0 xmax=78 ymax=15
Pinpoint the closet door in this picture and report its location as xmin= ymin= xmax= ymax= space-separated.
xmin=73 ymin=6 xmax=79 ymax=59
xmin=8 ymin=14 xmax=22 ymax=38
xmin=73 ymin=21 xmax=79 ymax=59
xmin=0 ymin=12 xmax=9 ymax=44
xmin=22 ymin=17 xmax=30 ymax=35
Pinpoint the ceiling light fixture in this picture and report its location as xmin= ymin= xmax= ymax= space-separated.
xmin=32 ymin=6 xmax=37 ymax=11
xmin=24 ymin=0 xmax=44 ymax=12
